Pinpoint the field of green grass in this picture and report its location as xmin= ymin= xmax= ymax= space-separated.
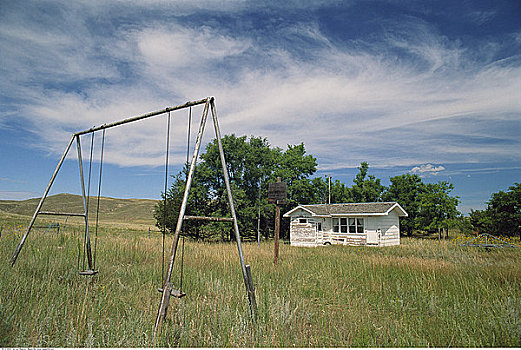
xmin=1 ymin=210 xmax=520 ymax=347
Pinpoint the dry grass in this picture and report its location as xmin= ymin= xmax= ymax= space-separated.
xmin=1 ymin=215 xmax=520 ymax=347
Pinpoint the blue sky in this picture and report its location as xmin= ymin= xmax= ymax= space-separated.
xmin=1 ymin=0 xmax=520 ymax=214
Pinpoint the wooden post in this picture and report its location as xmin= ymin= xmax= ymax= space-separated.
xmin=245 ymin=264 xmax=256 ymax=309
xmin=274 ymin=177 xmax=281 ymax=265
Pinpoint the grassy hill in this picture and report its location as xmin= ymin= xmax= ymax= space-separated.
xmin=0 ymin=193 xmax=158 ymax=227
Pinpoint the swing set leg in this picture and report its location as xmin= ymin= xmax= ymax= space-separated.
xmin=76 ymin=134 xmax=98 ymax=275
xmin=153 ymin=282 xmax=172 ymax=344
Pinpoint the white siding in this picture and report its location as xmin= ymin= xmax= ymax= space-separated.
xmin=376 ymin=211 xmax=401 ymax=246
xmin=290 ymin=222 xmax=317 ymax=247
xmin=288 ymin=207 xmax=402 ymax=247
xmin=289 ymin=210 xmax=317 ymax=247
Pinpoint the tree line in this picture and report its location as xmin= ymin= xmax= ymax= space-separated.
xmin=155 ymin=134 xmax=518 ymax=241
xmin=469 ymin=182 xmax=521 ymax=239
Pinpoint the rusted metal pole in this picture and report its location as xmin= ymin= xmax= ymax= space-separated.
xmin=257 ymin=181 xmax=261 ymax=247
xmin=210 ymin=98 xmax=258 ymax=321
xmin=274 ymin=177 xmax=281 ymax=265
xmin=328 ymin=174 xmax=331 ymax=204
xmin=10 ymin=134 xmax=75 ymax=266
xmin=152 ymin=98 xmax=211 ymax=345
xmin=38 ymin=211 xmax=85 ymax=217
xmin=75 ymin=98 xmax=208 ymax=136
xmin=183 ymin=215 xmax=234 ymax=222
xmin=12 ymin=99 xmax=210 ymax=268
xmin=76 ymin=135 xmax=94 ymax=272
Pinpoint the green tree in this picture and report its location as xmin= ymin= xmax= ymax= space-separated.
xmin=331 ymin=179 xmax=351 ymax=203
xmin=289 ymin=178 xmax=326 ymax=205
xmin=382 ymin=173 xmax=425 ymax=235
xmin=350 ymin=162 xmax=385 ymax=202
xmin=268 ymin=143 xmax=318 ymax=239
xmin=275 ymin=143 xmax=317 ymax=185
xmin=418 ymin=181 xmax=460 ymax=238
xmin=198 ymin=135 xmax=282 ymax=239
xmin=155 ymin=134 xmax=319 ymax=241
xmin=469 ymin=208 xmax=494 ymax=234
xmin=154 ymin=165 xmax=214 ymax=240
xmin=470 ymin=182 xmax=521 ymax=238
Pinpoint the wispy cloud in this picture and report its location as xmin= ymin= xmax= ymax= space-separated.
xmin=466 ymin=10 xmax=497 ymax=25
xmin=0 ymin=191 xmax=39 ymax=200
xmin=135 ymin=25 xmax=252 ymax=70
xmin=0 ymin=177 xmax=27 ymax=184
xmin=1 ymin=0 xmax=520 ymax=173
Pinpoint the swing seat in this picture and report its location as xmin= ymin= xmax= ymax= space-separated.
xmin=79 ymin=269 xmax=98 ymax=276
xmin=158 ymin=287 xmax=186 ymax=298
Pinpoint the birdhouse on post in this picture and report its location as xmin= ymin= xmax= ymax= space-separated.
xmin=267 ymin=179 xmax=287 ymax=205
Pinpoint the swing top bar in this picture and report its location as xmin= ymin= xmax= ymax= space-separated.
xmin=75 ymin=97 xmax=211 ymax=136
xmin=10 ymin=98 xmax=211 ymax=268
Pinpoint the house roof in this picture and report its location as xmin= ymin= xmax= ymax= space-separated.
xmin=283 ymin=202 xmax=408 ymax=217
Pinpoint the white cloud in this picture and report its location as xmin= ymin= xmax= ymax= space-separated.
xmin=0 ymin=191 xmax=40 ymax=200
xmin=0 ymin=177 xmax=26 ymax=184
xmin=1 ymin=1 xmax=520 ymax=172
xmin=135 ymin=25 xmax=251 ymax=70
xmin=410 ymin=164 xmax=446 ymax=176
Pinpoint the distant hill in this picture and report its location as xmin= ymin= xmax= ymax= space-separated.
xmin=0 ymin=193 xmax=159 ymax=227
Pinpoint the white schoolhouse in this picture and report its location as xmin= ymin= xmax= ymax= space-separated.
xmin=283 ymin=202 xmax=408 ymax=247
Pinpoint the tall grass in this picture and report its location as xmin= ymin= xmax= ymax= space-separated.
xmin=1 ymin=216 xmax=520 ymax=347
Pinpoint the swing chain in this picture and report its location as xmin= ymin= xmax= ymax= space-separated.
xmin=93 ymin=128 xmax=105 ymax=270
xmin=161 ymin=111 xmax=171 ymax=283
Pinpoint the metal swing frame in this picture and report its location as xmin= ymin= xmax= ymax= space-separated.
xmin=459 ymin=232 xmax=521 ymax=248
xmin=9 ymin=97 xmax=257 ymax=341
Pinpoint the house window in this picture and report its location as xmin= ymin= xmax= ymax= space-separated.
xmin=298 ymin=218 xmax=307 ymax=224
xmin=349 ymin=218 xmax=364 ymax=233
xmin=317 ymin=222 xmax=322 ymax=232
xmin=357 ymin=218 xmax=364 ymax=233
xmin=340 ymin=218 xmax=348 ymax=233
xmin=333 ymin=218 xmax=348 ymax=233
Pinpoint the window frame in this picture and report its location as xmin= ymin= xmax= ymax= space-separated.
xmin=356 ymin=218 xmax=364 ymax=233
xmin=334 ymin=217 xmax=364 ymax=234
xmin=333 ymin=218 xmax=339 ymax=232
xmin=348 ymin=218 xmax=356 ymax=233
xmin=340 ymin=218 xmax=348 ymax=233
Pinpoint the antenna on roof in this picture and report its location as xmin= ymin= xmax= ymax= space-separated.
xmin=328 ymin=174 xmax=331 ymax=204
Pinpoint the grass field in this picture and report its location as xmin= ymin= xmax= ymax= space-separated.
xmin=1 ymin=212 xmax=521 ymax=347
xmin=0 ymin=194 xmax=158 ymax=229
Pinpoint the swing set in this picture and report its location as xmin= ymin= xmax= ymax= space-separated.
xmin=9 ymin=97 xmax=257 ymax=343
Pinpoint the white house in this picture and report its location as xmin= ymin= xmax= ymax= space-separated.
xmin=283 ymin=202 xmax=408 ymax=247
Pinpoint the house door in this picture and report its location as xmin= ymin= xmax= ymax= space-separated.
xmin=366 ymin=230 xmax=379 ymax=245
